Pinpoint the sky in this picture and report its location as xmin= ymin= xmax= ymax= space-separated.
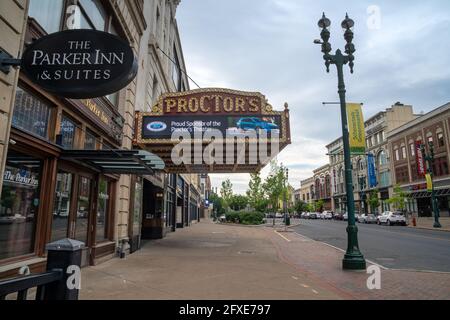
xmin=176 ymin=0 xmax=450 ymax=195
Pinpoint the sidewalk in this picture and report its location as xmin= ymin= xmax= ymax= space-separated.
xmin=408 ymin=217 xmax=450 ymax=232
xmin=80 ymin=220 xmax=450 ymax=300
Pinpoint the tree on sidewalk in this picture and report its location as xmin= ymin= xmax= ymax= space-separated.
xmin=368 ymin=189 xmax=380 ymax=215
xmin=246 ymin=172 xmax=265 ymax=212
xmin=220 ymin=179 xmax=233 ymax=209
xmin=387 ymin=185 xmax=408 ymax=212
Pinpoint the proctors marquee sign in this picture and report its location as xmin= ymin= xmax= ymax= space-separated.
xmin=20 ymin=29 xmax=138 ymax=99
xmin=135 ymin=88 xmax=290 ymax=144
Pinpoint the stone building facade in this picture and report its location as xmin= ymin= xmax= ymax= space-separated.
xmin=325 ymin=103 xmax=418 ymax=214
xmin=387 ymin=102 xmax=450 ymax=218
xmin=0 ymin=0 xmax=206 ymax=279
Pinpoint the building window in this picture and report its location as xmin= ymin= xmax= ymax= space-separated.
xmin=172 ymin=45 xmax=181 ymax=91
xmin=401 ymin=146 xmax=407 ymax=159
xmin=395 ymin=166 xmax=409 ymax=184
xmin=434 ymin=157 xmax=449 ymax=177
xmin=28 ymin=0 xmax=64 ymax=34
xmin=378 ymin=150 xmax=388 ymax=166
xmin=52 ymin=171 xmax=73 ymax=241
xmin=378 ymin=132 xmax=384 ymax=143
xmin=71 ymin=0 xmax=106 ymax=31
xmin=395 ymin=149 xmax=400 ymax=161
xmin=379 ymin=171 xmax=391 ymax=188
xmin=59 ymin=115 xmax=77 ymax=149
xmin=12 ymin=87 xmax=52 ymax=139
xmin=410 ymin=143 xmax=415 ymax=157
xmin=0 ymin=150 xmax=42 ymax=260
xmin=96 ymin=179 xmax=110 ymax=241
xmin=437 ymin=132 xmax=445 ymax=148
xmin=84 ymin=129 xmax=97 ymax=150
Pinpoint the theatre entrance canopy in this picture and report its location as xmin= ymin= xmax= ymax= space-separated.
xmin=134 ymin=88 xmax=291 ymax=174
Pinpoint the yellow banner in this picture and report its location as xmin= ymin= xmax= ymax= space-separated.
xmin=426 ymin=174 xmax=433 ymax=191
xmin=347 ymin=103 xmax=366 ymax=154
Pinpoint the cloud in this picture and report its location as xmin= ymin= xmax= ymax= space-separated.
xmin=177 ymin=0 xmax=450 ymax=195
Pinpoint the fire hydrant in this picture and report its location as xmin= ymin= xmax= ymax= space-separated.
xmin=412 ymin=217 xmax=417 ymax=227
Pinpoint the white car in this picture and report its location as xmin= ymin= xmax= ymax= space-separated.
xmin=358 ymin=214 xmax=377 ymax=224
xmin=377 ymin=211 xmax=407 ymax=226
xmin=343 ymin=213 xmax=348 ymax=221
xmin=322 ymin=211 xmax=333 ymax=220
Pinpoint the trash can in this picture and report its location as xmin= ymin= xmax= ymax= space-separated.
xmin=285 ymin=215 xmax=291 ymax=226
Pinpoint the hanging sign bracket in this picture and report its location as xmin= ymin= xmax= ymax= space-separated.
xmin=0 ymin=49 xmax=21 ymax=74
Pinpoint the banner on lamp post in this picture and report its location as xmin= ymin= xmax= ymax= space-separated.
xmin=415 ymin=141 xmax=426 ymax=177
xmin=347 ymin=103 xmax=366 ymax=155
xmin=426 ymin=174 xmax=433 ymax=192
xmin=367 ymin=153 xmax=377 ymax=188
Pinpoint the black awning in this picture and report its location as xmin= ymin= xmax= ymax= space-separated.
xmin=409 ymin=189 xmax=450 ymax=199
xmin=60 ymin=150 xmax=165 ymax=174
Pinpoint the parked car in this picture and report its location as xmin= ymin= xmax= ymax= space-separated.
xmin=334 ymin=212 xmax=344 ymax=220
xmin=309 ymin=212 xmax=318 ymax=219
xmin=343 ymin=213 xmax=348 ymax=221
xmin=358 ymin=214 xmax=377 ymax=224
xmin=275 ymin=213 xmax=283 ymax=219
xmin=377 ymin=211 xmax=407 ymax=226
xmin=219 ymin=214 xmax=226 ymax=223
xmin=322 ymin=211 xmax=333 ymax=220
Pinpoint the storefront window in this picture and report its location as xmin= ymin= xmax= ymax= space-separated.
xmin=96 ymin=179 xmax=109 ymax=241
xmin=12 ymin=87 xmax=52 ymax=139
xmin=84 ymin=129 xmax=97 ymax=150
xmin=28 ymin=0 xmax=64 ymax=34
xmin=60 ymin=115 xmax=76 ymax=149
xmin=51 ymin=171 xmax=73 ymax=242
xmin=0 ymin=151 xmax=41 ymax=260
xmin=75 ymin=177 xmax=91 ymax=244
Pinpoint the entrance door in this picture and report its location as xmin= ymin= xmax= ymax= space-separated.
xmin=73 ymin=176 xmax=93 ymax=266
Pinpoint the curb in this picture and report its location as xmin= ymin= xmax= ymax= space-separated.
xmin=407 ymin=226 xmax=450 ymax=233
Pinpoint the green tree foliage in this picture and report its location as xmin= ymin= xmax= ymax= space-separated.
xmin=229 ymin=194 xmax=249 ymax=211
xmin=246 ymin=172 xmax=265 ymax=212
xmin=294 ymin=200 xmax=309 ymax=213
xmin=368 ymin=189 xmax=380 ymax=214
xmin=388 ymin=185 xmax=408 ymax=212
xmin=209 ymin=192 xmax=226 ymax=217
xmin=262 ymin=161 xmax=288 ymax=212
xmin=220 ymin=179 xmax=233 ymax=208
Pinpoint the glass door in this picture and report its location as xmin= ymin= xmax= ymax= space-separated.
xmin=51 ymin=171 xmax=73 ymax=242
xmin=74 ymin=176 xmax=92 ymax=244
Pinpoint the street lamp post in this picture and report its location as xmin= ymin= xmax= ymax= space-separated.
xmin=315 ymin=13 xmax=366 ymax=270
xmin=284 ymin=168 xmax=289 ymax=231
xmin=420 ymin=142 xmax=442 ymax=228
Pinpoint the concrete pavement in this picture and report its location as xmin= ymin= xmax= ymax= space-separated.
xmin=80 ymin=220 xmax=342 ymax=300
xmin=80 ymin=220 xmax=450 ymax=300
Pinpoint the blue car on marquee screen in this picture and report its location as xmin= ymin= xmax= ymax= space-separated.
xmin=236 ymin=117 xmax=278 ymax=131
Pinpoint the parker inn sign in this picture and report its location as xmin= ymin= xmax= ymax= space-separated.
xmin=134 ymin=88 xmax=292 ymax=174
xmin=1 ymin=29 xmax=138 ymax=99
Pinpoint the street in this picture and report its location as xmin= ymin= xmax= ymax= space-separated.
xmin=292 ymin=219 xmax=450 ymax=272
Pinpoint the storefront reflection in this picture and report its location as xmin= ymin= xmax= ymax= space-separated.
xmin=0 ymin=151 xmax=41 ymax=260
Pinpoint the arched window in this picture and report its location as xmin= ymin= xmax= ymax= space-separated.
xmin=378 ymin=150 xmax=388 ymax=166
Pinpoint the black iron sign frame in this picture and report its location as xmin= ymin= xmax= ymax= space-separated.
xmin=0 ymin=29 xmax=138 ymax=99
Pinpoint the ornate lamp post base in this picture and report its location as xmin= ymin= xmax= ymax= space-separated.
xmin=343 ymin=225 xmax=366 ymax=270
xmin=434 ymin=221 xmax=442 ymax=228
